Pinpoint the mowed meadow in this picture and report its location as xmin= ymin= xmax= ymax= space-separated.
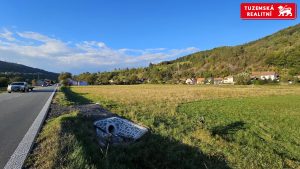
xmin=69 ymin=85 xmax=300 ymax=169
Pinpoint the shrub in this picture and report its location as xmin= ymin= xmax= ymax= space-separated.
xmin=234 ymin=72 xmax=251 ymax=85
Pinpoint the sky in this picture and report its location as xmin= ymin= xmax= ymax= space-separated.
xmin=0 ymin=0 xmax=299 ymax=74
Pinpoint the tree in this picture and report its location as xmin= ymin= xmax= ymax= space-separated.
xmin=58 ymin=72 xmax=72 ymax=82
xmin=31 ymin=79 xmax=37 ymax=86
xmin=234 ymin=72 xmax=251 ymax=85
xmin=0 ymin=77 xmax=9 ymax=87
xmin=9 ymin=76 xmax=24 ymax=83
xmin=128 ymin=74 xmax=138 ymax=84
xmin=75 ymin=72 xmax=96 ymax=85
xmin=58 ymin=72 xmax=72 ymax=86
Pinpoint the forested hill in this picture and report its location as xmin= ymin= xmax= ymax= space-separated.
xmin=0 ymin=60 xmax=58 ymax=80
xmin=79 ymin=24 xmax=300 ymax=84
xmin=171 ymin=23 xmax=300 ymax=76
xmin=3 ymin=24 xmax=299 ymax=85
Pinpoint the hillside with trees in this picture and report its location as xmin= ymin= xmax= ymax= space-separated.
xmin=73 ymin=24 xmax=300 ymax=85
xmin=173 ymin=23 xmax=300 ymax=77
xmin=0 ymin=60 xmax=58 ymax=87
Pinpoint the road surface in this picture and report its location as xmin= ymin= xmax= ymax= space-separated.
xmin=0 ymin=86 xmax=55 ymax=168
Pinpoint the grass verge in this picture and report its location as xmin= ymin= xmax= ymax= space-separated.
xmin=0 ymin=87 xmax=6 ymax=93
xmin=25 ymin=111 xmax=104 ymax=169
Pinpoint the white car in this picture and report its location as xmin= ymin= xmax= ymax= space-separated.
xmin=7 ymin=82 xmax=29 ymax=93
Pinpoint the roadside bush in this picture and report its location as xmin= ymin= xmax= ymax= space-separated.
xmin=60 ymin=79 xmax=70 ymax=86
xmin=253 ymin=79 xmax=278 ymax=85
xmin=0 ymin=77 xmax=9 ymax=87
xmin=9 ymin=76 xmax=23 ymax=83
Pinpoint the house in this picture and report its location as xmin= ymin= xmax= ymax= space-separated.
xmin=44 ymin=79 xmax=52 ymax=86
xmin=186 ymin=78 xmax=196 ymax=85
xmin=36 ymin=79 xmax=52 ymax=86
xmin=214 ymin=78 xmax=223 ymax=85
xmin=251 ymin=72 xmax=279 ymax=81
xmin=223 ymin=76 xmax=234 ymax=84
xmin=66 ymin=78 xmax=78 ymax=86
xmin=66 ymin=78 xmax=88 ymax=86
xmin=109 ymin=79 xmax=114 ymax=84
xmin=78 ymin=81 xmax=88 ymax=86
xmin=36 ymin=80 xmax=44 ymax=86
xmin=196 ymin=78 xmax=205 ymax=84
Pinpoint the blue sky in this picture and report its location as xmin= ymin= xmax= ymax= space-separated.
xmin=0 ymin=0 xmax=299 ymax=74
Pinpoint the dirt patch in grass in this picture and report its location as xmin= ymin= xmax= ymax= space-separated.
xmin=47 ymin=102 xmax=115 ymax=120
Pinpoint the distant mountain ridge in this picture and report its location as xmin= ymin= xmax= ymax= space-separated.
xmin=0 ymin=60 xmax=58 ymax=80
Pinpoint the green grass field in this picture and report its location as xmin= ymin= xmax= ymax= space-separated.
xmin=26 ymin=85 xmax=300 ymax=169
xmin=178 ymin=95 xmax=300 ymax=168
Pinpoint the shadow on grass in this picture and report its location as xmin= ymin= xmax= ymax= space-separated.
xmin=61 ymin=87 xmax=92 ymax=104
xmin=56 ymin=114 xmax=231 ymax=169
xmin=211 ymin=121 xmax=246 ymax=141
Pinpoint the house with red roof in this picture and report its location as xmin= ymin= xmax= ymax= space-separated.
xmin=251 ymin=72 xmax=279 ymax=81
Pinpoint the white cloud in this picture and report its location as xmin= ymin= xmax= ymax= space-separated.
xmin=0 ymin=28 xmax=16 ymax=41
xmin=0 ymin=28 xmax=199 ymax=73
xmin=17 ymin=31 xmax=53 ymax=42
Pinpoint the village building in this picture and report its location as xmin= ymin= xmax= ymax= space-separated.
xmin=78 ymin=81 xmax=88 ymax=86
xmin=36 ymin=80 xmax=44 ymax=86
xmin=214 ymin=78 xmax=223 ymax=85
xmin=251 ymin=72 xmax=279 ymax=81
xmin=196 ymin=78 xmax=205 ymax=84
xmin=109 ymin=79 xmax=114 ymax=84
xmin=67 ymin=78 xmax=88 ymax=86
xmin=186 ymin=78 xmax=196 ymax=85
xmin=223 ymin=76 xmax=234 ymax=84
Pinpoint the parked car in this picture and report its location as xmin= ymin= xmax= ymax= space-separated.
xmin=7 ymin=82 xmax=33 ymax=93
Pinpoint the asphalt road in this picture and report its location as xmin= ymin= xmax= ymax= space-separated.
xmin=0 ymin=86 xmax=55 ymax=168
